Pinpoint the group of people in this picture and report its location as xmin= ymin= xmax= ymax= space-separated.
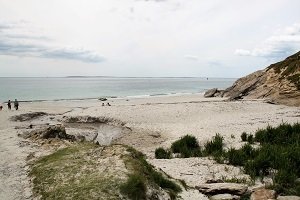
xmin=0 ymin=99 xmax=19 ymax=111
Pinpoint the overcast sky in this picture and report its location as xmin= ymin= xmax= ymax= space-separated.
xmin=0 ymin=0 xmax=300 ymax=78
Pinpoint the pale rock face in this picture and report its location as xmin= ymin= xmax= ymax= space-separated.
xmin=250 ymin=188 xmax=276 ymax=200
xmin=223 ymin=51 xmax=300 ymax=106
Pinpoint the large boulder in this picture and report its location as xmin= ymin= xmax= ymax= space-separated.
xmin=204 ymin=88 xmax=218 ymax=98
xmin=196 ymin=183 xmax=247 ymax=196
xmin=250 ymin=188 xmax=276 ymax=200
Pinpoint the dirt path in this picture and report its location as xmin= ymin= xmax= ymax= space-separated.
xmin=0 ymin=112 xmax=33 ymax=200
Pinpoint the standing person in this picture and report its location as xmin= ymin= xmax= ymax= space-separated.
xmin=14 ymin=99 xmax=19 ymax=110
xmin=7 ymin=100 xmax=11 ymax=110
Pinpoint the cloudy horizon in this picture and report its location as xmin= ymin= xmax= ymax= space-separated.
xmin=0 ymin=0 xmax=300 ymax=78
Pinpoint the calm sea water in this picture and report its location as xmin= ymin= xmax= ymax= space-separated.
xmin=0 ymin=77 xmax=236 ymax=101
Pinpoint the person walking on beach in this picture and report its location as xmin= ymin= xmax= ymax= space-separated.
xmin=7 ymin=100 xmax=11 ymax=110
xmin=14 ymin=99 xmax=19 ymax=110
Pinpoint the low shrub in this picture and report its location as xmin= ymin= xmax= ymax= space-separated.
xmin=171 ymin=135 xmax=202 ymax=157
xmin=120 ymin=174 xmax=146 ymax=200
xmin=155 ymin=148 xmax=171 ymax=159
xmin=241 ymin=132 xmax=248 ymax=142
xmin=204 ymin=133 xmax=224 ymax=155
xmin=247 ymin=134 xmax=254 ymax=144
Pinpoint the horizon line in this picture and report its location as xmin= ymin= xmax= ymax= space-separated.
xmin=0 ymin=75 xmax=238 ymax=79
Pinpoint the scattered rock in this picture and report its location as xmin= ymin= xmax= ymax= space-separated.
xmin=98 ymin=97 xmax=107 ymax=101
xmin=206 ymin=179 xmax=224 ymax=184
xmin=277 ymin=196 xmax=300 ymax=200
xmin=204 ymin=88 xmax=218 ymax=98
xmin=210 ymin=193 xmax=240 ymax=200
xmin=196 ymin=183 xmax=248 ymax=196
xmin=10 ymin=112 xmax=48 ymax=122
xmin=250 ymin=188 xmax=276 ymax=200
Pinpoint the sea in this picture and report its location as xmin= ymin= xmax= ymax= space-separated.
xmin=0 ymin=77 xmax=236 ymax=102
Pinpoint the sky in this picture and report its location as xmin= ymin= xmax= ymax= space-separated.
xmin=0 ymin=0 xmax=300 ymax=78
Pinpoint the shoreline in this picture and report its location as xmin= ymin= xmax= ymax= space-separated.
xmin=2 ymin=92 xmax=206 ymax=103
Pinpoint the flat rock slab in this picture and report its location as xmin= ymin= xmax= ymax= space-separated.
xmin=250 ymin=188 xmax=276 ymax=200
xmin=277 ymin=196 xmax=300 ymax=200
xmin=196 ymin=183 xmax=247 ymax=195
xmin=210 ymin=193 xmax=240 ymax=200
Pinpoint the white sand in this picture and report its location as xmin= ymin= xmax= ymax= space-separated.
xmin=0 ymin=93 xmax=299 ymax=199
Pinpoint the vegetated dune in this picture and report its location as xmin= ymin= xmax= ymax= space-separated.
xmin=223 ymin=51 xmax=300 ymax=106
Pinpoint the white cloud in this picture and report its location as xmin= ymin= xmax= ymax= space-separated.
xmin=235 ymin=23 xmax=300 ymax=59
xmin=184 ymin=55 xmax=199 ymax=61
xmin=0 ymin=21 xmax=105 ymax=63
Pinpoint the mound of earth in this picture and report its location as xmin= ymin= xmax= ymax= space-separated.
xmin=223 ymin=51 xmax=300 ymax=106
xmin=30 ymin=143 xmax=182 ymax=200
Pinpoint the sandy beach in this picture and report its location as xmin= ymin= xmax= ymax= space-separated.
xmin=0 ymin=93 xmax=299 ymax=199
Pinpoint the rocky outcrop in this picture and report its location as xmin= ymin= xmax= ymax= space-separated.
xmin=20 ymin=124 xmax=75 ymax=141
xmin=204 ymin=88 xmax=225 ymax=98
xmin=223 ymin=51 xmax=300 ymax=106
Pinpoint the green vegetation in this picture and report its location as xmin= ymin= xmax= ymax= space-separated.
xmin=31 ymin=143 xmax=182 ymax=200
xmin=124 ymin=147 xmax=182 ymax=199
xmin=203 ymin=133 xmax=224 ymax=155
xmin=267 ymin=51 xmax=300 ymax=90
xmin=287 ymin=73 xmax=300 ymax=90
xmin=120 ymin=174 xmax=146 ymax=200
xmin=241 ymin=132 xmax=248 ymax=142
xmin=155 ymin=123 xmax=300 ymax=196
xmin=155 ymin=147 xmax=171 ymax=159
xmin=30 ymin=143 xmax=123 ymax=200
xmin=171 ymin=135 xmax=202 ymax=158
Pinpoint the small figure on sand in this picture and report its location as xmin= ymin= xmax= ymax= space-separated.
xmin=0 ymin=105 xmax=2 ymax=111
xmin=7 ymin=100 xmax=11 ymax=110
xmin=102 ymin=103 xmax=105 ymax=106
xmin=14 ymin=99 xmax=19 ymax=110
xmin=107 ymin=102 xmax=111 ymax=106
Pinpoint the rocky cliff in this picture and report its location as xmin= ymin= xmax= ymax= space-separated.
xmin=223 ymin=51 xmax=300 ymax=106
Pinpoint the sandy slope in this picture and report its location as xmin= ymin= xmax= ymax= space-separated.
xmin=0 ymin=94 xmax=299 ymax=199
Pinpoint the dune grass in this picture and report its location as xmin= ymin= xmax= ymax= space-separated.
xmin=30 ymin=143 xmax=123 ymax=200
xmin=123 ymin=147 xmax=182 ymax=199
xmin=155 ymin=123 xmax=300 ymax=196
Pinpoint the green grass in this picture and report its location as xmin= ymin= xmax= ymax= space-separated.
xmin=120 ymin=174 xmax=146 ymax=200
xmin=232 ymin=123 xmax=300 ymax=196
xmin=156 ymin=122 xmax=300 ymax=196
xmin=170 ymin=135 xmax=202 ymax=158
xmin=30 ymin=143 xmax=123 ymax=200
xmin=124 ymin=147 xmax=182 ymax=199
xmin=241 ymin=132 xmax=248 ymax=142
xmin=203 ymin=133 xmax=224 ymax=156
xmin=155 ymin=147 xmax=172 ymax=159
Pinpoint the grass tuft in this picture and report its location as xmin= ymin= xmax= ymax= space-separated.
xmin=171 ymin=135 xmax=202 ymax=158
xmin=155 ymin=147 xmax=171 ymax=159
